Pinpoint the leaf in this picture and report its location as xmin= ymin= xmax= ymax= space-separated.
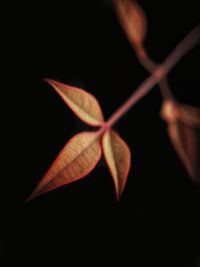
xmin=161 ymin=100 xmax=200 ymax=181
xmin=102 ymin=129 xmax=131 ymax=199
xmin=27 ymin=132 xmax=102 ymax=201
xmin=160 ymin=100 xmax=181 ymax=123
xmin=46 ymin=79 xmax=104 ymax=126
xmin=168 ymin=122 xmax=198 ymax=180
xmin=179 ymin=104 xmax=200 ymax=127
xmin=161 ymin=100 xmax=200 ymax=127
xmin=113 ymin=0 xmax=147 ymax=50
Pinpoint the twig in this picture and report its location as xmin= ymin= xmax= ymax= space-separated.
xmin=104 ymin=26 xmax=200 ymax=128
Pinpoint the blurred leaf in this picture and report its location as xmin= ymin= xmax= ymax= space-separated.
xmin=179 ymin=104 xmax=200 ymax=127
xmin=168 ymin=122 xmax=198 ymax=180
xmin=161 ymin=100 xmax=200 ymax=181
xmin=113 ymin=0 xmax=147 ymax=52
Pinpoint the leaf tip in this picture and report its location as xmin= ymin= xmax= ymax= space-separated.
xmin=102 ymin=129 xmax=131 ymax=201
xmin=25 ymin=193 xmax=34 ymax=204
xmin=115 ymin=190 xmax=123 ymax=202
xmin=44 ymin=78 xmax=55 ymax=86
xmin=25 ymin=188 xmax=40 ymax=203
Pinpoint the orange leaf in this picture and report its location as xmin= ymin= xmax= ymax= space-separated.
xmin=179 ymin=104 xmax=200 ymax=127
xmin=160 ymin=100 xmax=181 ymax=123
xmin=27 ymin=132 xmax=102 ymax=201
xmin=102 ymin=129 xmax=131 ymax=200
xmin=168 ymin=122 xmax=198 ymax=180
xmin=46 ymin=79 xmax=104 ymax=126
xmin=113 ymin=0 xmax=147 ymax=51
xmin=161 ymin=100 xmax=200 ymax=181
xmin=161 ymin=100 xmax=200 ymax=127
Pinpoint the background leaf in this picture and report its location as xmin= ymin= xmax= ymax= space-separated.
xmin=27 ymin=132 xmax=102 ymax=201
xmin=102 ymin=129 xmax=131 ymax=199
xmin=113 ymin=0 xmax=147 ymax=51
xmin=179 ymin=104 xmax=200 ymax=127
xmin=161 ymin=100 xmax=200 ymax=181
xmin=168 ymin=122 xmax=199 ymax=181
xmin=46 ymin=79 xmax=105 ymax=126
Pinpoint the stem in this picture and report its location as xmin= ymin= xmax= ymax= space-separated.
xmin=104 ymin=26 xmax=200 ymax=129
xmin=137 ymin=51 xmax=175 ymax=100
xmin=159 ymin=79 xmax=174 ymax=100
xmin=162 ymin=26 xmax=200 ymax=73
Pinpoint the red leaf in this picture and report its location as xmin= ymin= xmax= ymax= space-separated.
xmin=46 ymin=79 xmax=105 ymax=126
xmin=102 ymin=129 xmax=131 ymax=199
xmin=179 ymin=104 xmax=200 ymax=127
xmin=113 ymin=0 xmax=147 ymax=52
xmin=161 ymin=100 xmax=200 ymax=181
xmin=27 ymin=132 xmax=102 ymax=201
xmin=168 ymin=122 xmax=198 ymax=180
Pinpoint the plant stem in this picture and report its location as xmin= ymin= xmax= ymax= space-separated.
xmin=136 ymin=51 xmax=175 ymax=100
xmin=104 ymin=26 xmax=200 ymax=129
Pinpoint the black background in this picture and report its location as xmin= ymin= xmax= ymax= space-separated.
xmin=3 ymin=0 xmax=200 ymax=266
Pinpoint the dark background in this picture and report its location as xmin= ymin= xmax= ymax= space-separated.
xmin=3 ymin=0 xmax=200 ymax=266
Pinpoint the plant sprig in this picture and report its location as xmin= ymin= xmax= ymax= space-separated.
xmin=27 ymin=0 xmax=200 ymax=202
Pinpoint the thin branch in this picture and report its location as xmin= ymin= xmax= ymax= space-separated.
xmin=104 ymin=26 xmax=200 ymax=129
xmin=136 ymin=51 xmax=175 ymax=100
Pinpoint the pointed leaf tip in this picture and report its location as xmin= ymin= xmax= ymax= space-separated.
xmin=45 ymin=79 xmax=104 ymax=126
xmin=27 ymin=131 xmax=102 ymax=201
xmin=161 ymin=100 xmax=200 ymax=182
xmin=102 ymin=129 xmax=131 ymax=200
xmin=179 ymin=104 xmax=200 ymax=127
xmin=168 ymin=122 xmax=198 ymax=180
